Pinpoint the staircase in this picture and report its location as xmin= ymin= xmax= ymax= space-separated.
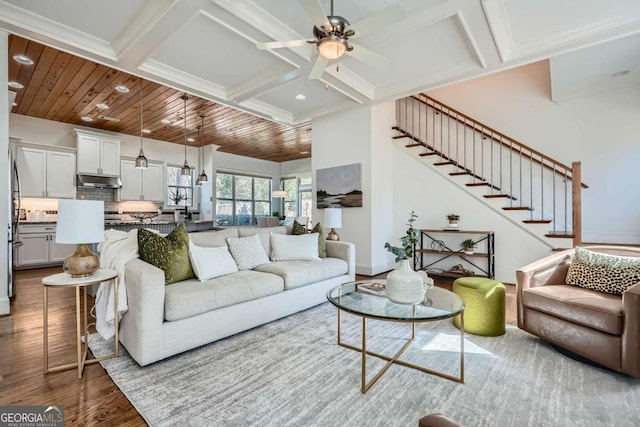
xmin=393 ymin=93 xmax=586 ymax=250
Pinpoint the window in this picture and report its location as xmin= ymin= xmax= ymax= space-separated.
xmin=282 ymin=177 xmax=297 ymax=218
xmin=216 ymin=172 xmax=272 ymax=226
xmin=167 ymin=165 xmax=193 ymax=207
xmin=280 ymin=177 xmax=312 ymax=223
xmin=298 ymin=177 xmax=312 ymax=222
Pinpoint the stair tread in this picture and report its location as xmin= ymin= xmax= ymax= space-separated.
xmin=419 ymin=152 xmax=438 ymax=157
xmin=392 ymin=135 xmax=409 ymax=140
xmin=466 ymin=182 xmax=490 ymax=187
xmin=449 ymin=171 xmax=472 ymax=176
xmin=483 ymin=194 xmax=512 ymax=198
xmin=433 ymin=161 xmax=455 ymax=166
xmin=523 ymin=219 xmax=552 ymax=224
xmin=546 ymin=233 xmax=576 ymax=238
xmin=405 ymin=143 xmax=423 ymax=148
xmin=502 ymin=206 xmax=530 ymax=211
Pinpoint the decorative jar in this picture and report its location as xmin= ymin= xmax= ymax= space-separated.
xmin=385 ymin=259 xmax=433 ymax=304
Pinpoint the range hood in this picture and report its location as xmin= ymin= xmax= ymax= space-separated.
xmin=77 ymin=174 xmax=122 ymax=188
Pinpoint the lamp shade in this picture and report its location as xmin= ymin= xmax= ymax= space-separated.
xmin=323 ymin=208 xmax=342 ymax=229
xmin=56 ymin=199 xmax=105 ymax=244
xmin=272 ymin=190 xmax=288 ymax=198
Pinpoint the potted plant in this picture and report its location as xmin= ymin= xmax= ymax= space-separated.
xmin=461 ymin=238 xmax=476 ymax=255
xmin=384 ymin=211 xmax=432 ymax=304
xmin=272 ymin=211 xmax=280 ymax=218
xmin=384 ymin=211 xmax=418 ymax=262
xmin=447 ymin=213 xmax=460 ymax=227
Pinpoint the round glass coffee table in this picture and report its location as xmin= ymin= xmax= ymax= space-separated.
xmin=327 ymin=280 xmax=465 ymax=393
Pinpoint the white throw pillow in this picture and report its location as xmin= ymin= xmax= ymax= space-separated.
xmin=270 ymin=232 xmax=320 ymax=261
xmin=226 ymin=234 xmax=271 ymax=270
xmin=188 ymin=240 xmax=238 ymax=281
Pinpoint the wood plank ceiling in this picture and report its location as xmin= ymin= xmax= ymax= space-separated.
xmin=8 ymin=35 xmax=312 ymax=162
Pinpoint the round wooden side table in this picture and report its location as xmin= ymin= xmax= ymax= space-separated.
xmin=42 ymin=268 xmax=119 ymax=379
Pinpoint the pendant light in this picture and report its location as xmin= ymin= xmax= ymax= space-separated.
xmin=196 ymin=114 xmax=208 ymax=185
xmin=180 ymin=95 xmax=191 ymax=175
xmin=135 ymin=78 xmax=148 ymax=169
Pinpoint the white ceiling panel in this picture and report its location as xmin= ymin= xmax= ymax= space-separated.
xmin=503 ymin=0 xmax=640 ymax=45
xmin=255 ymin=77 xmax=357 ymax=118
xmin=149 ymin=12 xmax=295 ymax=90
xmin=341 ymin=17 xmax=480 ymax=88
xmin=5 ymin=0 xmax=145 ymax=42
xmin=253 ymin=0 xmax=399 ymax=38
xmin=550 ymin=34 xmax=640 ymax=102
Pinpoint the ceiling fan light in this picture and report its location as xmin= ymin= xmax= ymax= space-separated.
xmin=318 ymin=37 xmax=347 ymax=59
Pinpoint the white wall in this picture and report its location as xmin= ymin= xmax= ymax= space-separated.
xmin=428 ymin=61 xmax=640 ymax=244
xmin=1 ymin=32 xmax=9 ymax=314
xmin=312 ymin=102 xmax=396 ymax=275
xmin=392 ymin=142 xmax=553 ymax=283
xmin=313 ymin=107 xmax=372 ymax=274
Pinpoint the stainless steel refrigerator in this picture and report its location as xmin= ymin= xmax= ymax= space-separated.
xmin=7 ymin=145 xmax=21 ymax=298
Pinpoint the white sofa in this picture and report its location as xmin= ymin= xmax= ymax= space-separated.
xmin=118 ymin=226 xmax=355 ymax=366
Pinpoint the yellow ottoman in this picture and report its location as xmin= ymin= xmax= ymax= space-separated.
xmin=452 ymin=277 xmax=506 ymax=336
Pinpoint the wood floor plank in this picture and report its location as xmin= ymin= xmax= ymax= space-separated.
xmin=0 ymin=267 xmax=146 ymax=426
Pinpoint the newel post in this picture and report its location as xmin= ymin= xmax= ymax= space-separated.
xmin=572 ymin=161 xmax=582 ymax=247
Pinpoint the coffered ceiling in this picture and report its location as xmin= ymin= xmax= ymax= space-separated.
xmin=1 ymin=0 xmax=639 ymax=161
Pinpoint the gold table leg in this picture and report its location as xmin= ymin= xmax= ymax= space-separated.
xmin=43 ymin=277 xmax=121 ymax=378
xmin=43 ymin=286 xmax=48 ymax=374
xmin=337 ymin=308 xmax=465 ymax=394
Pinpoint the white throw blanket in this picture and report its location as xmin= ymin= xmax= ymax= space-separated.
xmin=95 ymin=229 xmax=139 ymax=339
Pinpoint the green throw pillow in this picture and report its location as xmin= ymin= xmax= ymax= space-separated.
xmin=291 ymin=220 xmax=327 ymax=258
xmin=138 ymin=223 xmax=195 ymax=285
xmin=291 ymin=220 xmax=307 ymax=235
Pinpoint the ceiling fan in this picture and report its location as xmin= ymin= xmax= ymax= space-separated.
xmin=256 ymin=0 xmax=406 ymax=79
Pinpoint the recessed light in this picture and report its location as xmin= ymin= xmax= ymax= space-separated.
xmin=611 ymin=70 xmax=630 ymax=78
xmin=96 ymin=103 xmax=109 ymax=110
xmin=13 ymin=55 xmax=33 ymax=65
xmin=300 ymin=150 xmax=310 ymax=155
xmin=115 ymin=85 xmax=130 ymax=93
xmin=142 ymin=129 xmax=151 ymax=134
xmin=187 ymin=137 xmax=195 ymax=142
xmin=8 ymin=81 xmax=23 ymax=89
xmin=161 ymin=119 xmax=172 ymax=125
xmin=295 ymin=94 xmax=306 ymax=100
xmin=81 ymin=116 xmax=93 ymax=122
xmin=12 ymin=102 xmax=17 ymax=107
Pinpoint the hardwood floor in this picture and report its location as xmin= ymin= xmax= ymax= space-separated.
xmin=0 ymin=267 xmax=145 ymax=426
xmin=1 ymin=268 xmax=516 ymax=426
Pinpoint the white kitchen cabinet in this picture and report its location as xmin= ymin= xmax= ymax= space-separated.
xmin=16 ymin=145 xmax=76 ymax=198
xmin=14 ymin=225 xmax=74 ymax=268
xmin=120 ymin=159 xmax=165 ymax=202
xmin=75 ymin=130 xmax=121 ymax=176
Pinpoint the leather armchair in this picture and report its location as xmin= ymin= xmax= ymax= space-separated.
xmin=516 ymin=246 xmax=640 ymax=377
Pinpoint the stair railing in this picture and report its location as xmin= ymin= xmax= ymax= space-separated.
xmin=394 ymin=94 xmax=585 ymax=247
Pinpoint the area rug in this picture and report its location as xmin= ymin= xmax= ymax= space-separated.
xmin=89 ymin=303 xmax=640 ymax=427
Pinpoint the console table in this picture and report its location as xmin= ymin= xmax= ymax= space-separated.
xmin=415 ymin=229 xmax=495 ymax=279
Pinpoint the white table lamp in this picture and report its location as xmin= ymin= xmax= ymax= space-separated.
xmin=323 ymin=208 xmax=342 ymax=241
xmin=56 ymin=199 xmax=105 ymax=277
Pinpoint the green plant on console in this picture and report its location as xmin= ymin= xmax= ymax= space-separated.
xmin=384 ymin=211 xmax=419 ymax=262
xmin=461 ymin=238 xmax=476 ymax=250
xmin=272 ymin=211 xmax=280 ymax=218
xmin=447 ymin=213 xmax=460 ymax=221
